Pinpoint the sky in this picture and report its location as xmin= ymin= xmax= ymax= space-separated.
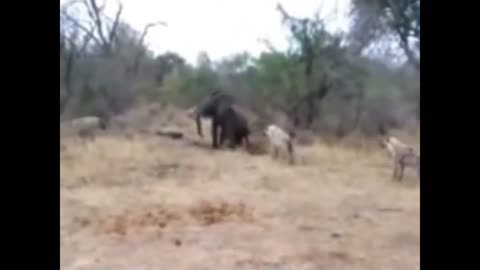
xmin=61 ymin=0 xmax=352 ymax=64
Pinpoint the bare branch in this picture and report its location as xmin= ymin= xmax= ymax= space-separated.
xmin=130 ymin=21 xmax=167 ymax=74
xmin=80 ymin=0 xmax=97 ymax=27
xmin=79 ymin=22 xmax=97 ymax=53
xmin=257 ymin=38 xmax=279 ymax=53
xmin=81 ymin=0 xmax=110 ymax=52
xmin=108 ymin=0 xmax=123 ymax=44
xmin=138 ymin=21 xmax=167 ymax=46
xmin=397 ymin=34 xmax=419 ymax=69
xmin=384 ymin=0 xmax=419 ymax=69
xmin=62 ymin=11 xmax=102 ymax=46
xmin=385 ymin=0 xmax=419 ymax=69
xmin=276 ymin=3 xmax=295 ymax=22
xmin=97 ymin=0 xmax=106 ymax=11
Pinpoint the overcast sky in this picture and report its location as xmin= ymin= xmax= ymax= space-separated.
xmin=61 ymin=0 xmax=352 ymax=64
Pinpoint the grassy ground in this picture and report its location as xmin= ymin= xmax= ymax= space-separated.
xmin=60 ymin=109 xmax=419 ymax=270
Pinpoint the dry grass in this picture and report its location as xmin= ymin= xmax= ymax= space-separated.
xmin=60 ymin=106 xmax=419 ymax=270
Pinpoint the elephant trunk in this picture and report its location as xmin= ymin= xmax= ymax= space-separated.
xmin=196 ymin=112 xmax=203 ymax=137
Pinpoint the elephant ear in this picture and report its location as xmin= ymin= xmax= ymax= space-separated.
xmin=217 ymin=99 xmax=234 ymax=115
xmin=194 ymin=92 xmax=231 ymax=137
xmin=215 ymin=93 xmax=235 ymax=115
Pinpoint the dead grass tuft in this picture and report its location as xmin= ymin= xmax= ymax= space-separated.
xmin=95 ymin=206 xmax=182 ymax=236
xmin=92 ymin=200 xmax=257 ymax=236
xmin=60 ymin=105 xmax=419 ymax=270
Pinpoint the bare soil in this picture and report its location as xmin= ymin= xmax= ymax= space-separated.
xmin=60 ymin=108 xmax=419 ymax=270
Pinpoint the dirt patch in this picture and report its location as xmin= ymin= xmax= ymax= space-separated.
xmin=235 ymin=249 xmax=358 ymax=270
xmin=188 ymin=200 xmax=256 ymax=226
xmin=94 ymin=200 xmax=256 ymax=236
xmin=280 ymin=248 xmax=359 ymax=267
xmin=246 ymin=135 xmax=269 ymax=155
xmin=61 ymin=119 xmax=419 ymax=270
xmin=148 ymin=162 xmax=182 ymax=178
xmin=95 ymin=206 xmax=182 ymax=236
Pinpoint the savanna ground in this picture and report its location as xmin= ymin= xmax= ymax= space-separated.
xmin=60 ymin=105 xmax=420 ymax=270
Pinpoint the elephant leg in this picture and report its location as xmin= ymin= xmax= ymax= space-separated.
xmin=230 ymin=133 xmax=240 ymax=149
xmin=243 ymin=135 xmax=250 ymax=150
xmin=236 ymin=133 xmax=245 ymax=148
xmin=222 ymin=123 xmax=235 ymax=149
xmin=227 ymin=132 xmax=236 ymax=149
xmin=212 ymin=119 xmax=219 ymax=149
xmin=219 ymin=123 xmax=226 ymax=148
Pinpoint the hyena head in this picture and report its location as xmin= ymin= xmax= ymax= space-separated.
xmin=380 ymin=136 xmax=403 ymax=157
xmin=264 ymin=125 xmax=275 ymax=137
xmin=379 ymin=136 xmax=392 ymax=149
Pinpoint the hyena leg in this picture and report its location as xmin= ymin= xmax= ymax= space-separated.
xmin=392 ymin=160 xmax=399 ymax=181
xmin=80 ymin=132 xmax=93 ymax=144
xmin=397 ymin=163 xmax=405 ymax=181
xmin=273 ymin=147 xmax=279 ymax=160
xmin=287 ymin=141 xmax=294 ymax=165
xmin=87 ymin=132 xmax=96 ymax=142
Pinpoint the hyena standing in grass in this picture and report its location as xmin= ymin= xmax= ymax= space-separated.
xmin=265 ymin=124 xmax=295 ymax=165
xmin=380 ymin=132 xmax=420 ymax=182
xmin=68 ymin=116 xmax=107 ymax=141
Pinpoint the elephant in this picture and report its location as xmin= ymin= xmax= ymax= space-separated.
xmin=189 ymin=90 xmax=250 ymax=149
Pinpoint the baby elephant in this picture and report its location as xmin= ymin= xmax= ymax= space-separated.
xmin=70 ymin=116 xmax=107 ymax=140
xmin=265 ymin=124 xmax=295 ymax=164
xmin=381 ymin=136 xmax=420 ymax=181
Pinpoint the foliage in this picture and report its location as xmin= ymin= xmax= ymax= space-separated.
xmin=350 ymin=0 xmax=420 ymax=69
xmin=60 ymin=0 xmax=165 ymax=119
xmin=60 ymin=0 xmax=420 ymax=137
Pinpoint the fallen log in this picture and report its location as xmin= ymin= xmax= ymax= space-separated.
xmin=155 ymin=130 xmax=184 ymax=139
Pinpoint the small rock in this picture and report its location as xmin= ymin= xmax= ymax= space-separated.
xmin=331 ymin=232 xmax=342 ymax=238
xmin=174 ymin=238 xmax=182 ymax=246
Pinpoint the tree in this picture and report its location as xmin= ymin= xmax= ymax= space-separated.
xmin=59 ymin=0 xmax=166 ymax=118
xmin=154 ymin=52 xmax=186 ymax=84
xmin=350 ymin=0 xmax=420 ymax=69
xmin=275 ymin=4 xmax=367 ymax=131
